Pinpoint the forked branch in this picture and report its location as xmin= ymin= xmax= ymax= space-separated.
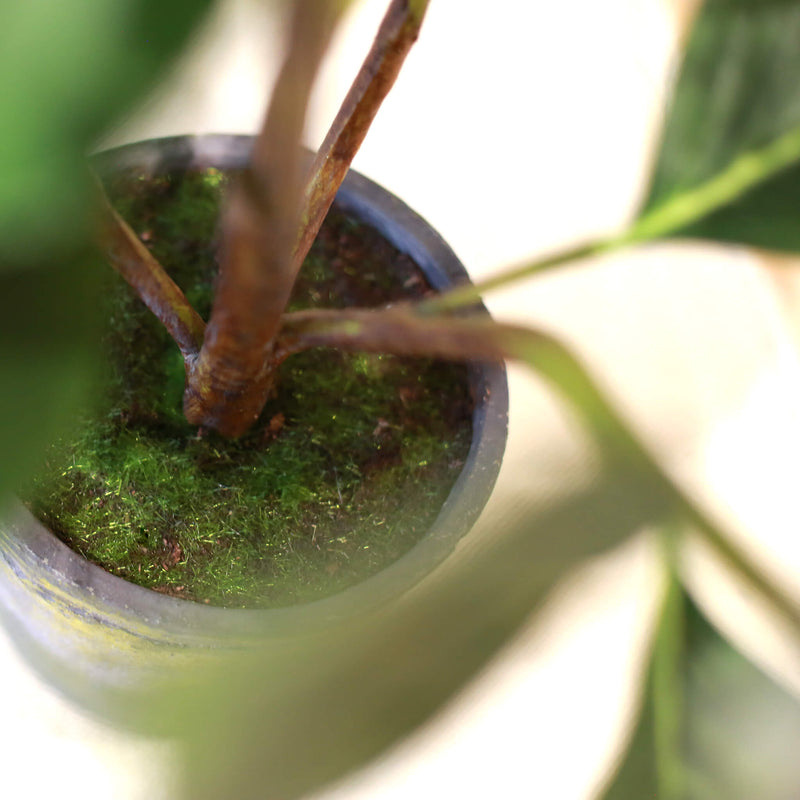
xmin=183 ymin=0 xmax=350 ymax=436
xmin=184 ymin=0 xmax=431 ymax=436
xmin=95 ymin=0 xmax=434 ymax=438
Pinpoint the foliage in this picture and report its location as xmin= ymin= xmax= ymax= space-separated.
xmin=0 ymin=0 xmax=214 ymax=499
xmin=2 ymin=0 xmax=800 ymax=798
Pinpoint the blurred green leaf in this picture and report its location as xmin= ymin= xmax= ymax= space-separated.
xmin=602 ymin=678 xmax=659 ymax=799
xmin=0 ymin=255 xmax=106 ymax=499
xmin=638 ymin=0 xmax=800 ymax=251
xmin=162 ymin=328 xmax=684 ymax=799
xmin=603 ymin=547 xmax=683 ymax=800
xmin=0 ymin=0 xmax=213 ymax=496
xmin=169 ymin=313 xmax=800 ymax=798
xmin=0 ymin=0 xmax=214 ymax=265
xmin=175 ymin=471 xmax=672 ymax=800
xmin=681 ymin=602 xmax=800 ymax=800
xmin=602 ymin=589 xmax=800 ymax=800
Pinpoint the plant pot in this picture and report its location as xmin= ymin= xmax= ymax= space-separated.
xmin=0 ymin=134 xmax=507 ymax=723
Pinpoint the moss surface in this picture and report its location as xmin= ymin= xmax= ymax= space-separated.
xmin=24 ymin=168 xmax=473 ymax=608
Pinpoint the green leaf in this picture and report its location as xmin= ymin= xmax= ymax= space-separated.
xmin=160 ymin=317 xmax=800 ymax=798
xmin=672 ymin=158 xmax=800 ymax=252
xmin=603 ymin=545 xmax=684 ymax=800
xmin=0 ymin=0 xmax=213 ymax=495
xmin=173 ymin=470 xmax=670 ymax=800
xmin=152 ymin=329 xmax=682 ymax=799
xmin=602 ymin=682 xmax=660 ymax=799
xmin=601 ymin=590 xmax=800 ymax=800
xmin=0 ymin=0 xmax=214 ymax=266
xmin=638 ymin=0 xmax=800 ymax=251
xmin=0 ymin=255 xmax=106 ymax=499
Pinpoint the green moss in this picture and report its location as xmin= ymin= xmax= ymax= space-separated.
xmin=23 ymin=168 xmax=473 ymax=609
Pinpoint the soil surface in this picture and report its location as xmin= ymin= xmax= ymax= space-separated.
xmin=24 ymin=167 xmax=474 ymax=608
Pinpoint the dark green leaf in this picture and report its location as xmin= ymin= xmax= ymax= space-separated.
xmin=639 ymin=0 xmax=800 ymax=251
xmin=0 ymin=0 xmax=214 ymax=266
xmin=602 ymin=657 xmax=659 ymax=799
xmin=0 ymin=0 xmax=213 ymax=494
xmin=0 ymin=255 xmax=106 ymax=499
xmin=681 ymin=601 xmax=800 ymax=800
xmin=601 ymin=591 xmax=800 ymax=800
xmin=675 ymin=161 xmax=800 ymax=252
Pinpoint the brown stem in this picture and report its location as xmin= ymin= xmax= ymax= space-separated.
xmin=275 ymin=306 xmax=520 ymax=363
xmin=94 ymin=175 xmax=206 ymax=363
xmin=183 ymin=0 xmax=348 ymax=437
xmin=292 ymin=0 xmax=431 ymax=273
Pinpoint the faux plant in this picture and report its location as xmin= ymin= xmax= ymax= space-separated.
xmin=3 ymin=0 xmax=800 ymax=798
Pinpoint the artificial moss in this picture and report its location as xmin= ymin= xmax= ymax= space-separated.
xmin=24 ymin=167 xmax=473 ymax=608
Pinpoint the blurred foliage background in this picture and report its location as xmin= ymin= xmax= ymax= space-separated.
xmin=2 ymin=1 xmax=800 ymax=799
xmin=0 ymin=0 xmax=214 ymax=498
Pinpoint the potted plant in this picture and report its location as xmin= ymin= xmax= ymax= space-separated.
xmin=0 ymin=0 xmax=510 ymax=714
xmin=2 ymin=0 xmax=800 ymax=798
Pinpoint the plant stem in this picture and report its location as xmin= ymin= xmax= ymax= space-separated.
xmin=652 ymin=528 xmax=687 ymax=800
xmin=419 ymin=123 xmax=800 ymax=315
xmin=276 ymin=306 xmax=515 ymax=362
xmin=183 ymin=0 xmax=348 ymax=437
xmin=415 ymin=240 xmax=611 ymax=314
xmin=94 ymin=175 xmax=205 ymax=363
xmin=183 ymin=0 xmax=433 ymax=437
xmin=293 ymin=0 xmax=431 ymax=273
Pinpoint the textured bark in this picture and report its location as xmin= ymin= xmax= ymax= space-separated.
xmin=293 ymin=0 xmax=430 ymax=273
xmin=183 ymin=0 xmax=347 ymax=437
xmin=96 ymin=0 xmax=433 ymax=438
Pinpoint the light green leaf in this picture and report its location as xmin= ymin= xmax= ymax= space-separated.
xmin=160 ymin=328 xmax=683 ymax=799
